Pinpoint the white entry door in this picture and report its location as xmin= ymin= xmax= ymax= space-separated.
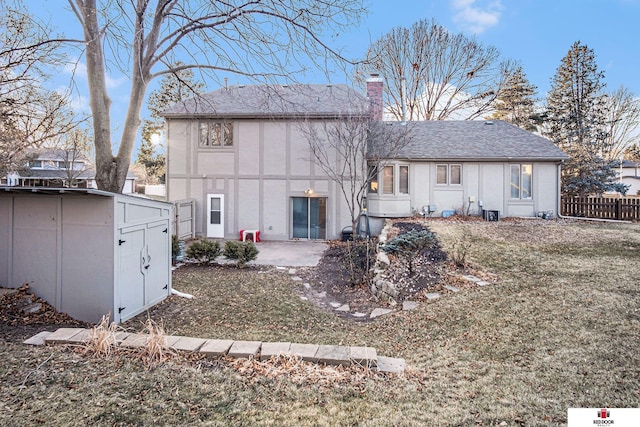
xmin=206 ymin=194 xmax=224 ymax=238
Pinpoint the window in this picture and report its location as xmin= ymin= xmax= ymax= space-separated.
xmin=437 ymin=164 xmax=462 ymax=185
xmin=199 ymin=121 xmax=233 ymax=147
xmin=382 ymin=165 xmax=394 ymax=194
xmin=510 ymin=164 xmax=532 ymax=199
xmin=367 ymin=164 xmax=379 ymax=193
xmin=29 ymin=160 xmax=42 ymax=168
xmin=399 ymin=165 xmax=409 ymax=194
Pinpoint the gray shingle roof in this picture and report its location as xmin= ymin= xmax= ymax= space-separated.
xmin=372 ymin=120 xmax=568 ymax=161
xmin=161 ymin=84 xmax=369 ymax=118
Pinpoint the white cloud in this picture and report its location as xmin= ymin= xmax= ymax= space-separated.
xmin=451 ymin=0 xmax=502 ymax=34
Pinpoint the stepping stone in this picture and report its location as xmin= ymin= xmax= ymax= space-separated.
xmin=66 ymin=329 xmax=92 ymax=344
xmin=275 ymin=266 xmax=287 ymax=271
xmin=303 ymin=283 xmax=311 ymax=289
xmin=444 ymin=285 xmax=460 ymax=293
xmin=425 ymin=292 xmax=441 ymax=300
xmin=350 ymin=346 xmax=377 ymax=368
xmin=289 ymin=343 xmax=319 ymax=362
xmin=200 ymin=339 xmax=234 ymax=357
xmin=288 ymin=269 xmax=297 ymax=275
xmin=163 ymin=335 xmax=182 ymax=347
xmin=115 ymin=332 xmax=132 ymax=345
xmin=315 ymin=345 xmax=351 ymax=366
xmin=228 ymin=340 xmax=262 ymax=359
xmin=120 ymin=333 xmax=148 ymax=348
xmin=45 ymin=328 xmax=85 ymax=344
xmin=23 ymin=331 xmax=52 ymax=346
xmin=260 ymin=342 xmax=291 ymax=361
xmin=336 ymin=304 xmax=350 ymax=312
xmin=476 ymin=280 xmax=490 ymax=287
xmin=299 ymin=296 xmax=308 ymax=301
xmin=462 ymin=275 xmax=481 ymax=283
xmin=351 ymin=312 xmax=367 ymax=318
xmin=376 ymin=356 xmax=406 ymax=374
xmin=291 ymin=276 xmax=303 ymax=282
xmin=402 ymin=301 xmax=419 ymax=311
xmin=329 ymin=302 xmax=342 ymax=308
xmin=315 ymin=291 xmax=326 ymax=298
xmin=173 ymin=336 xmax=207 ymax=352
xmin=370 ymin=308 xmax=393 ymax=319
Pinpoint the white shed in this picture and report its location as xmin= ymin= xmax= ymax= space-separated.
xmin=0 ymin=188 xmax=172 ymax=324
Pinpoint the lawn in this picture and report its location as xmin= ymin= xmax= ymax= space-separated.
xmin=1 ymin=219 xmax=638 ymax=426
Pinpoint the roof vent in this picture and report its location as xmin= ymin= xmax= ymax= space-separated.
xmin=485 ymin=121 xmax=494 ymax=125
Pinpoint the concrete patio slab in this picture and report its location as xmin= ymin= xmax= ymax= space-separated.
xmin=315 ymin=345 xmax=351 ymax=366
xmin=200 ymin=339 xmax=234 ymax=357
xmin=23 ymin=331 xmax=52 ymax=346
xmin=228 ymin=340 xmax=262 ymax=358
xmin=251 ymin=241 xmax=328 ymax=267
xmin=377 ymin=356 xmax=406 ymax=374
xmin=260 ymin=342 xmax=292 ymax=361
xmin=172 ymin=336 xmax=207 ymax=352
xmin=45 ymin=328 xmax=85 ymax=344
xmin=350 ymin=346 xmax=378 ymax=368
xmin=289 ymin=343 xmax=319 ymax=362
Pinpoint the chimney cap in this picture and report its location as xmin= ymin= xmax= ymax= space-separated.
xmin=367 ymin=73 xmax=383 ymax=82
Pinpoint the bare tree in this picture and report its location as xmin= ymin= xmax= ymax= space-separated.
xmin=62 ymin=0 xmax=365 ymax=193
xmin=0 ymin=1 xmax=76 ymax=176
xmin=356 ymin=19 xmax=515 ymax=121
xmin=300 ymin=114 xmax=414 ymax=232
xmin=57 ymin=127 xmax=93 ymax=187
xmin=602 ymin=86 xmax=640 ymax=161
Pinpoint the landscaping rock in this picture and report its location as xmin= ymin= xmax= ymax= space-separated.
xmin=402 ymin=301 xmax=419 ymax=311
xmin=329 ymin=302 xmax=342 ymax=308
xmin=288 ymin=268 xmax=297 ymax=275
xmin=425 ymin=292 xmax=441 ymax=300
xmin=443 ymin=285 xmax=460 ymax=293
xmin=21 ymin=302 xmax=42 ymax=314
xmin=336 ymin=304 xmax=350 ymax=312
xmin=370 ymin=308 xmax=393 ymax=319
xmin=351 ymin=312 xmax=367 ymax=318
xmin=291 ymin=276 xmax=303 ymax=282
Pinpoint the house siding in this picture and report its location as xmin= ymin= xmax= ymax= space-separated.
xmin=167 ymin=118 xmax=352 ymax=240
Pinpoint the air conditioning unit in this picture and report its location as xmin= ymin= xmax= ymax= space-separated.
xmin=483 ymin=209 xmax=500 ymax=221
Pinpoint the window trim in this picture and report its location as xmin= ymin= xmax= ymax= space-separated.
xmin=510 ymin=163 xmax=533 ymax=200
xmin=436 ymin=163 xmax=462 ymax=186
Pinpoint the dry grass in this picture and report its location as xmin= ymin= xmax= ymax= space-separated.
xmin=1 ymin=218 xmax=639 ymax=426
xmin=83 ymin=313 xmax=118 ymax=357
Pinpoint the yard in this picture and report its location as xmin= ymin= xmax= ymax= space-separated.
xmin=1 ymin=218 xmax=639 ymax=426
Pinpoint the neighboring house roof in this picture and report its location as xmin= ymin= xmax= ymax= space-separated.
xmin=14 ymin=168 xmax=137 ymax=180
xmin=372 ymin=120 xmax=569 ymax=162
xmin=161 ymin=84 xmax=369 ymax=119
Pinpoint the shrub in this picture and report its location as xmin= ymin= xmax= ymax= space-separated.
xmin=223 ymin=240 xmax=259 ymax=268
xmin=380 ymin=229 xmax=436 ymax=276
xmin=171 ymin=235 xmax=181 ymax=258
xmin=450 ymin=228 xmax=473 ymax=268
xmin=186 ymin=238 xmax=221 ymax=264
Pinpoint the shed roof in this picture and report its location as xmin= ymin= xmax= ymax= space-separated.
xmin=0 ymin=187 xmax=172 ymax=205
xmin=161 ymin=84 xmax=369 ymax=119
xmin=372 ymin=120 xmax=569 ymax=162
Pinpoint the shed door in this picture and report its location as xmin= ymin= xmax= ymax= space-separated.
xmin=206 ymin=194 xmax=224 ymax=238
xmin=145 ymin=220 xmax=170 ymax=306
xmin=118 ymin=226 xmax=145 ymax=321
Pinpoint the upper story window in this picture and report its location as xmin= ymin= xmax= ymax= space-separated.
xmin=436 ymin=164 xmax=462 ymax=185
xmin=199 ymin=121 xmax=233 ymax=147
xmin=510 ymin=164 xmax=532 ymax=199
xmin=29 ymin=160 xmax=43 ymax=168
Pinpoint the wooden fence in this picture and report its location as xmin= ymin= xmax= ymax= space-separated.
xmin=561 ymin=197 xmax=640 ymax=221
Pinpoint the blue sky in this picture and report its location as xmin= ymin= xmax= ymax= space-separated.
xmin=31 ymin=0 xmax=640 ymax=150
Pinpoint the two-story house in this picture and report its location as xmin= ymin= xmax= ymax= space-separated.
xmin=162 ymin=77 xmax=568 ymax=240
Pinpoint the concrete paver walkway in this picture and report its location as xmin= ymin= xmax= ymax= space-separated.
xmin=25 ymin=328 xmax=403 ymax=374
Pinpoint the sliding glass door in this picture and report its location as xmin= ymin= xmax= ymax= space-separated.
xmin=292 ymin=197 xmax=326 ymax=239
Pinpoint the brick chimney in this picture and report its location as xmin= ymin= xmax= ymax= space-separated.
xmin=366 ymin=74 xmax=383 ymax=121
